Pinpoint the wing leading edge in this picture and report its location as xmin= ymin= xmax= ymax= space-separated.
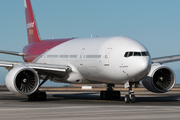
xmin=152 ymin=54 xmax=180 ymax=64
xmin=0 ymin=60 xmax=71 ymax=78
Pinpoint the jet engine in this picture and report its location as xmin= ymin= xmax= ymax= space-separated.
xmin=5 ymin=65 xmax=39 ymax=95
xmin=142 ymin=65 xmax=175 ymax=93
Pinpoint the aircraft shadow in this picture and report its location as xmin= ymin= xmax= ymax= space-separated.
xmin=1 ymin=92 xmax=179 ymax=104
xmin=53 ymin=92 xmax=180 ymax=103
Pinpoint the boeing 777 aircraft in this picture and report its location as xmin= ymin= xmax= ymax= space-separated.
xmin=0 ymin=0 xmax=180 ymax=103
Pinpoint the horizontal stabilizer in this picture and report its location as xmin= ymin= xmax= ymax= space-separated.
xmin=0 ymin=50 xmax=25 ymax=56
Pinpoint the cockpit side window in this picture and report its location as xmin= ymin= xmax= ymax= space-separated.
xmin=124 ymin=52 xmax=128 ymax=57
xmin=141 ymin=51 xmax=149 ymax=56
xmin=146 ymin=51 xmax=149 ymax=56
xmin=141 ymin=52 xmax=147 ymax=56
xmin=124 ymin=52 xmax=133 ymax=57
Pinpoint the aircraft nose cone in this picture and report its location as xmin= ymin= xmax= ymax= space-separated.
xmin=135 ymin=57 xmax=151 ymax=79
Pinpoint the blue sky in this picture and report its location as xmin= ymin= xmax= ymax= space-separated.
xmin=0 ymin=0 xmax=180 ymax=85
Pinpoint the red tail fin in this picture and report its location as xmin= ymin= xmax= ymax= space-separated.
xmin=24 ymin=0 xmax=41 ymax=44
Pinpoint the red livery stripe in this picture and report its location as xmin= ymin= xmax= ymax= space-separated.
xmin=24 ymin=0 xmax=74 ymax=62
xmin=23 ymin=38 xmax=73 ymax=62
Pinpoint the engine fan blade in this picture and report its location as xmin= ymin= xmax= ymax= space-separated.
xmin=153 ymin=69 xmax=172 ymax=90
xmin=16 ymin=70 xmax=36 ymax=93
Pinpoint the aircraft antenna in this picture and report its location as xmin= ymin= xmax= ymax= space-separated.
xmin=91 ymin=34 xmax=93 ymax=38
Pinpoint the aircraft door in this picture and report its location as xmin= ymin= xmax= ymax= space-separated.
xmin=104 ymin=48 xmax=112 ymax=66
xmin=80 ymin=48 xmax=85 ymax=66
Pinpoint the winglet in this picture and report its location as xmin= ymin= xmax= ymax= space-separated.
xmin=24 ymin=0 xmax=41 ymax=44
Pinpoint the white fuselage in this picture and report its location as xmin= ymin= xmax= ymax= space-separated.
xmin=34 ymin=36 xmax=151 ymax=84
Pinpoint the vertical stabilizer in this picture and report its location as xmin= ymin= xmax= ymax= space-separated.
xmin=24 ymin=0 xmax=41 ymax=44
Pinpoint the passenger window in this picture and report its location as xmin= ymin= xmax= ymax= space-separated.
xmin=134 ymin=52 xmax=141 ymax=56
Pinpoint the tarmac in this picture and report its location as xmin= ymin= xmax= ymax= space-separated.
xmin=1 ymin=90 xmax=180 ymax=120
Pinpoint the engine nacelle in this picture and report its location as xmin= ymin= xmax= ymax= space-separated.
xmin=5 ymin=65 xmax=39 ymax=95
xmin=142 ymin=64 xmax=175 ymax=93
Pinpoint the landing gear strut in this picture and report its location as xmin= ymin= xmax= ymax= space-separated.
xmin=124 ymin=82 xmax=136 ymax=103
xmin=100 ymin=84 xmax=121 ymax=100
xmin=28 ymin=75 xmax=52 ymax=101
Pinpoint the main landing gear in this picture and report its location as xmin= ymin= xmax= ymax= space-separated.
xmin=28 ymin=90 xmax=47 ymax=101
xmin=124 ymin=82 xmax=137 ymax=103
xmin=28 ymin=75 xmax=52 ymax=101
xmin=100 ymin=84 xmax=121 ymax=100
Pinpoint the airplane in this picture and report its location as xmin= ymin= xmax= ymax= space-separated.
xmin=0 ymin=0 xmax=180 ymax=103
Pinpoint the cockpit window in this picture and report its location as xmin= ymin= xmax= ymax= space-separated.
xmin=134 ymin=52 xmax=141 ymax=56
xmin=124 ymin=52 xmax=128 ymax=57
xmin=124 ymin=51 xmax=149 ymax=58
xmin=129 ymin=52 xmax=133 ymax=57
xmin=141 ymin=51 xmax=149 ymax=56
xmin=124 ymin=52 xmax=133 ymax=57
xmin=141 ymin=52 xmax=147 ymax=56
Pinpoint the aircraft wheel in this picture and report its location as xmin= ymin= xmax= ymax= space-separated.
xmin=100 ymin=91 xmax=103 ymax=99
xmin=28 ymin=92 xmax=37 ymax=101
xmin=42 ymin=92 xmax=47 ymax=101
xmin=100 ymin=91 xmax=106 ymax=100
xmin=125 ymin=95 xmax=130 ymax=103
xmin=28 ymin=91 xmax=47 ymax=101
xmin=37 ymin=91 xmax=47 ymax=101
xmin=131 ymin=95 xmax=136 ymax=103
xmin=114 ymin=91 xmax=121 ymax=99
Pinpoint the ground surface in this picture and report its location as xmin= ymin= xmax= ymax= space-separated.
xmin=1 ymin=91 xmax=180 ymax=120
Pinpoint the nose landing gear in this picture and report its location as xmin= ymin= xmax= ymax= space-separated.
xmin=124 ymin=82 xmax=137 ymax=103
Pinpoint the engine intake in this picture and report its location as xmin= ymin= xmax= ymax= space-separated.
xmin=142 ymin=65 xmax=175 ymax=93
xmin=5 ymin=65 xmax=39 ymax=95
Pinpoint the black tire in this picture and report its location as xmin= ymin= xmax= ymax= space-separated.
xmin=101 ymin=91 xmax=121 ymax=100
xmin=28 ymin=91 xmax=47 ymax=101
xmin=105 ymin=91 xmax=110 ymax=100
xmin=37 ymin=92 xmax=42 ymax=101
xmin=37 ymin=91 xmax=47 ymax=101
xmin=28 ymin=93 xmax=37 ymax=101
xmin=131 ymin=95 xmax=136 ymax=103
xmin=42 ymin=92 xmax=47 ymax=101
xmin=125 ymin=95 xmax=130 ymax=103
xmin=100 ymin=91 xmax=103 ymax=99
xmin=114 ymin=91 xmax=121 ymax=99
xmin=100 ymin=91 xmax=106 ymax=100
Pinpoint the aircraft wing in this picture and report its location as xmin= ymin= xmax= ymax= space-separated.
xmin=152 ymin=54 xmax=180 ymax=64
xmin=0 ymin=60 xmax=71 ymax=77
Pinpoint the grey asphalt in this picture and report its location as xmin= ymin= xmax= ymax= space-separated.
xmin=1 ymin=91 xmax=180 ymax=120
